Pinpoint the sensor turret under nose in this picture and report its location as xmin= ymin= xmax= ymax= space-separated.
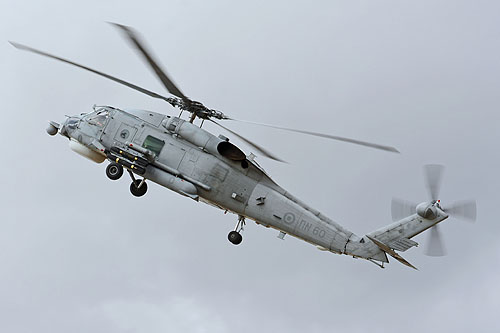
xmin=46 ymin=121 xmax=59 ymax=136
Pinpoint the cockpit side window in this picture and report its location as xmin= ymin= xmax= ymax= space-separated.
xmin=143 ymin=135 xmax=165 ymax=155
xmin=66 ymin=118 xmax=79 ymax=129
xmin=85 ymin=110 xmax=110 ymax=128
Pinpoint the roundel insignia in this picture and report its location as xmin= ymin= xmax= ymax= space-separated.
xmin=283 ymin=212 xmax=296 ymax=225
xmin=120 ymin=129 xmax=130 ymax=139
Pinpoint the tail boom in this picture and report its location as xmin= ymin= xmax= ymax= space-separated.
xmin=346 ymin=208 xmax=449 ymax=269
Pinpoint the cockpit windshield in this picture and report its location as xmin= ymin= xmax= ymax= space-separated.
xmin=84 ymin=108 xmax=110 ymax=128
xmin=66 ymin=118 xmax=79 ymax=129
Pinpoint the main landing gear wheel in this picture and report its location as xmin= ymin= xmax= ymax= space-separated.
xmin=106 ymin=162 xmax=124 ymax=180
xmin=228 ymin=231 xmax=243 ymax=245
xmin=130 ymin=179 xmax=148 ymax=197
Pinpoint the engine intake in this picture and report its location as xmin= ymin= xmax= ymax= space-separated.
xmin=163 ymin=117 xmax=247 ymax=161
xmin=217 ymin=141 xmax=246 ymax=161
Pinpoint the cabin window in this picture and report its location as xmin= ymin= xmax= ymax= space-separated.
xmin=143 ymin=135 xmax=165 ymax=155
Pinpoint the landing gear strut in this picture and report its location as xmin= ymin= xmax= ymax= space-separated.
xmin=228 ymin=215 xmax=245 ymax=245
xmin=128 ymin=170 xmax=148 ymax=197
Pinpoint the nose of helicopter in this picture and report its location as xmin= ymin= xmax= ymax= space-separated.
xmin=48 ymin=116 xmax=81 ymax=138
xmin=46 ymin=121 xmax=60 ymax=136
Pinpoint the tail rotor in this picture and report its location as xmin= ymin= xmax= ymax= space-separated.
xmin=425 ymin=224 xmax=446 ymax=256
xmin=391 ymin=164 xmax=477 ymax=257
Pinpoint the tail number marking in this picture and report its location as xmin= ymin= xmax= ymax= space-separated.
xmin=298 ymin=219 xmax=326 ymax=238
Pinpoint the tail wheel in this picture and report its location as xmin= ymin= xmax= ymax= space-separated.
xmin=228 ymin=231 xmax=242 ymax=245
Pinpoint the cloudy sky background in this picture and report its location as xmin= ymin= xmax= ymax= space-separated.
xmin=1 ymin=1 xmax=499 ymax=332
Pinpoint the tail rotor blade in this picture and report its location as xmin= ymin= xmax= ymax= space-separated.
xmin=446 ymin=200 xmax=477 ymax=222
xmin=423 ymin=164 xmax=444 ymax=202
xmin=425 ymin=225 xmax=447 ymax=257
xmin=391 ymin=198 xmax=417 ymax=221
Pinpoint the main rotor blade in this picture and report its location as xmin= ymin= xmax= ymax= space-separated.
xmin=110 ymin=23 xmax=189 ymax=103
xmin=423 ymin=164 xmax=444 ymax=202
xmin=446 ymin=200 xmax=477 ymax=222
xmin=391 ymin=198 xmax=417 ymax=221
xmin=231 ymin=119 xmax=399 ymax=153
xmin=425 ymin=225 xmax=447 ymax=257
xmin=209 ymin=119 xmax=285 ymax=162
xmin=9 ymin=41 xmax=172 ymax=103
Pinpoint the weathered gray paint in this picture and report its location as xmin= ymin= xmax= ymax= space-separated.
xmin=60 ymin=105 xmax=448 ymax=268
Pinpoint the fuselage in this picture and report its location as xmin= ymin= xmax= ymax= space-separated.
xmin=58 ymin=106 xmax=447 ymax=267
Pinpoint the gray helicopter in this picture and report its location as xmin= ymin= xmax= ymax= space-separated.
xmin=10 ymin=24 xmax=476 ymax=269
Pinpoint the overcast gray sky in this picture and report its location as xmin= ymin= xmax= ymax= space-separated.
xmin=1 ymin=1 xmax=499 ymax=332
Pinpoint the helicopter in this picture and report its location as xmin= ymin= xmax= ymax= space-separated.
xmin=10 ymin=23 xmax=476 ymax=269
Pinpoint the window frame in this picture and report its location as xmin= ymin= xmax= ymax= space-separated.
xmin=142 ymin=135 xmax=165 ymax=156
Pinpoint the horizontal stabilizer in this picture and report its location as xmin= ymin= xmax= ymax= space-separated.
xmin=367 ymin=236 xmax=418 ymax=270
xmin=388 ymin=238 xmax=418 ymax=252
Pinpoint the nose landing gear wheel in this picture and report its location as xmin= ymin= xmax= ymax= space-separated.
xmin=106 ymin=162 xmax=123 ymax=180
xmin=228 ymin=231 xmax=243 ymax=245
xmin=130 ymin=179 xmax=148 ymax=197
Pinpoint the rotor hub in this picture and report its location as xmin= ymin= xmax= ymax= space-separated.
xmin=416 ymin=202 xmax=438 ymax=220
